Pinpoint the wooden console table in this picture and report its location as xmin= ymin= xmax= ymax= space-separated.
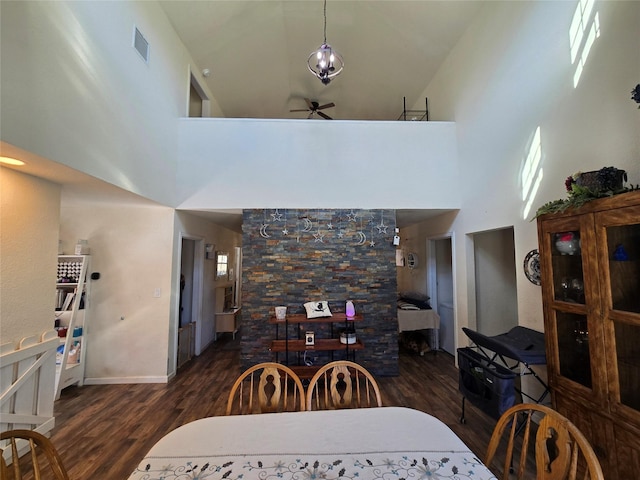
xmin=269 ymin=313 xmax=364 ymax=378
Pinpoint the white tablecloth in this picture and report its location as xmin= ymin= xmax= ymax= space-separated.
xmin=397 ymin=309 xmax=440 ymax=331
xmin=128 ymin=407 xmax=496 ymax=480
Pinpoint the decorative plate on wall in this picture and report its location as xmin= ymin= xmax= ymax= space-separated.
xmin=523 ymin=249 xmax=541 ymax=285
xmin=407 ymin=252 xmax=418 ymax=269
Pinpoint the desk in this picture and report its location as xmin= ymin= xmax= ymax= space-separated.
xmin=128 ymin=407 xmax=496 ymax=479
xmin=397 ymin=309 xmax=441 ymax=350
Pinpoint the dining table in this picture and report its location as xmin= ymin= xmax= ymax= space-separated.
xmin=127 ymin=406 xmax=497 ymax=479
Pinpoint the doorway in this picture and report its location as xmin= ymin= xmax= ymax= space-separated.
xmin=428 ymin=236 xmax=455 ymax=355
xmin=472 ymin=228 xmax=518 ymax=335
xmin=180 ymin=239 xmax=194 ymax=328
xmin=189 ymin=71 xmax=210 ymax=117
xmin=177 ymin=236 xmax=204 ymax=370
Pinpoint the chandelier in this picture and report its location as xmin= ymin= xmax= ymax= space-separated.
xmin=307 ymin=0 xmax=344 ymax=85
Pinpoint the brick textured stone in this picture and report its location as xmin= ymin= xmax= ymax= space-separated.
xmin=241 ymin=209 xmax=399 ymax=376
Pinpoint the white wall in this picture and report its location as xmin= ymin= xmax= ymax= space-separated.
xmin=1 ymin=169 xmax=61 ymax=346
xmin=176 ymin=119 xmax=460 ymax=209
xmin=414 ymin=1 xmax=640 ymax=349
xmin=60 ymin=203 xmax=175 ymax=383
xmin=0 ymin=1 xmax=219 ymax=205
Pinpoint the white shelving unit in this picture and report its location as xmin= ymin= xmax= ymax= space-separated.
xmin=54 ymin=255 xmax=90 ymax=400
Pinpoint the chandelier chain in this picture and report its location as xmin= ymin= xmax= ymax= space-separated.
xmin=323 ymin=0 xmax=327 ymax=44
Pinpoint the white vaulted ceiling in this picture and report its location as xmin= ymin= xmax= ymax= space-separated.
xmin=158 ymin=0 xmax=485 ymax=120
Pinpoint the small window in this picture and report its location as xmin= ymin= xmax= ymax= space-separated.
xmin=216 ymin=252 xmax=229 ymax=279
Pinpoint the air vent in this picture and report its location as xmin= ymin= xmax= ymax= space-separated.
xmin=133 ymin=26 xmax=149 ymax=63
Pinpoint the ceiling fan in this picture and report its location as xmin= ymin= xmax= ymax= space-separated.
xmin=290 ymin=98 xmax=335 ymax=119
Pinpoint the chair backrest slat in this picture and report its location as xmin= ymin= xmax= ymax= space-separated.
xmin=226 ymin=362 xmax=305 ymax=415
xmin=1 ymin=429 xmax=69 ymax=480
xmin=306 ymin=360 xmax=382 ymax=411
xmin=485 ymin=404 xmax=604 ymax=480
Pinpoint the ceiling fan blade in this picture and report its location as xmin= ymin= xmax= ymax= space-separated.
xmin=290 ymin=109 xmax=310 ymax=112
xmin=304 ymin=98 xmax=314 ymax=110
xmin=316 ymin=102 xmax=335 ymax=110
xmin=317 ymin=111 xmax=332 ymax=120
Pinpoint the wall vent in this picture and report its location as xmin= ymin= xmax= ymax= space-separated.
xmin=133 ymin=26 xmax=149 ymax=63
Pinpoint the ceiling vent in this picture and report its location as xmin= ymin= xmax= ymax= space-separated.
xmin=133 ymin=26 xmax=149 ymax=63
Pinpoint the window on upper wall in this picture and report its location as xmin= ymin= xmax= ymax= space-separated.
xmin=216 ymin=252 xmax=229 ymax=279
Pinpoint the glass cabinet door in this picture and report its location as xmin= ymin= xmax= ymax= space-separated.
xmin=551 ymin=230 xmax=585 ymax=304
xmin=604 ymin=222 xmax=640 ymax=314
xmin=539 ymin=215 xmax=604 ymax=400
xmin=597 ymin=206 xmax=640 ymax=420
xmin=555 ymin=311 xmax=591 ymax=388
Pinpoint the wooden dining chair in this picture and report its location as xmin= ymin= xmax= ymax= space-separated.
xmin=0 ymin=429 xmax=70 ymax=480
xmin=306 ymin=360 xmax=383 ymax=410
xmin=484 ymin=403 xmax=604 ymax=480
xmin=225 ymin=362 xmax=306 ymax=415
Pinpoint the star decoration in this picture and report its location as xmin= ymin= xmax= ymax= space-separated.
xmin=282 ymin=228 xmax=289 ymax=235
xmin=377 ymin=223 xmax=388 ymax=234
xmin=327 ymin=222 xmax=334 ymax=230
xmin=313 ymin=231 xmax=325 ymax=243
xmin=337 ymin=230 xmax=345 ymax=239
xmin=347 ymin=210 xmax=357 ymax=222
xmin=271 ymin=209 xmax=283 ymax=222
xmin=369 ymin=240 xmax=376 ymax=247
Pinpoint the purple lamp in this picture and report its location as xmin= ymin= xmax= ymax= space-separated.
xmin=346 ymin=300 xmax=356 ymax=319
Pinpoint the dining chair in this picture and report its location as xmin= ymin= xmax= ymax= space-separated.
xmin=484 ymin=403 xmax=604 ymax=480
xmin=0 ymin=429 xmax=70 ymax=480
xmin=225 ymin=362 xmax=306 ymax=414
xmin=306 ymin=360 xmax=383 ymax=410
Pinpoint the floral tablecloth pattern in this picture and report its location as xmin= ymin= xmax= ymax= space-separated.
xmin=129 ymin=450 xmax=496 ymax=480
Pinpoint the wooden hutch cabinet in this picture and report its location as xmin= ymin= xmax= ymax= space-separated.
xmin=537 ymin=190 xmax=640 ymax=478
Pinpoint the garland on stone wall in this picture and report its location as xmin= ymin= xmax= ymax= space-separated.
xmin=256 ymin=208 xmax=394 ymax=247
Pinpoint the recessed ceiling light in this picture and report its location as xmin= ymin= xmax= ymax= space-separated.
xmin=0 ymin=156 xmax=25 ymax=166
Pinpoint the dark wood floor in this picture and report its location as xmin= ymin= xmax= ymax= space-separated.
xmin=50 ymin=336 xmax=502 ymax=479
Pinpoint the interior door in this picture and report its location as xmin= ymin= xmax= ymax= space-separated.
xmin=433 ymin=237 xmax=455 ymax=355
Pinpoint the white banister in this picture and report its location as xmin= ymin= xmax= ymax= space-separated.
xmin=0 ymin=331 xmax=57 ymax=437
